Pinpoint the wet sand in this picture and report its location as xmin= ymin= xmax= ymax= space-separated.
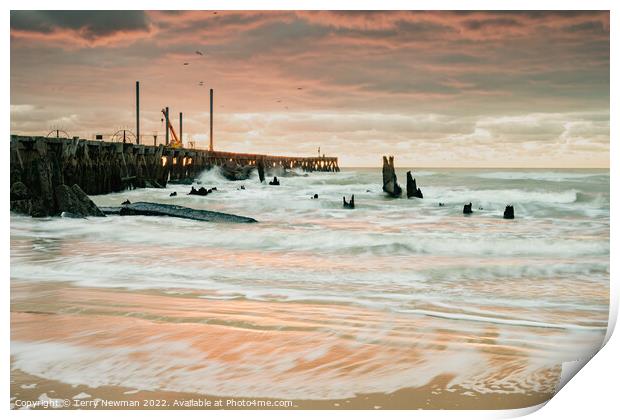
xmin=10 ymin=368 xmax=554 ymax=410
xmin=11 ymin=281 xmax=565 ymax=409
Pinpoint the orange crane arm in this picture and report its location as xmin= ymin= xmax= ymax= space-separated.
xmin=161 ymin=108 xmax=182 ymax=147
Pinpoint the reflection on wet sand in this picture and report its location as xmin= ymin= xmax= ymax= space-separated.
xmin=12 ymin=282 xmax=580 ymax=407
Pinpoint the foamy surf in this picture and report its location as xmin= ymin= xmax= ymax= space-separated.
xmin=10 ymin=168 xmax=609 ymax=403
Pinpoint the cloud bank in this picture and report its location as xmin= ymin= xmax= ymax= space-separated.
xmin=10 ymin=10 xmax=609 ymax=167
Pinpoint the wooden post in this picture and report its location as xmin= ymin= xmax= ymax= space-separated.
xmin=179 ymin=112 xmax=183 ymax=146
xmin=165 ymin=107 xmax=169 ymax=146
xmin=136 ymin=81 xmax=140 ymax=144
xmin=209 ymin=89 xmax=214 ymax=151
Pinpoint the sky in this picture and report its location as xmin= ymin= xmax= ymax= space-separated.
xmin=10 ymin=10 xmax=610 ymax=167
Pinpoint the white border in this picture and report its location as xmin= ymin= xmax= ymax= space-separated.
xmin=3 ymin=2 xmax=616 ymax=420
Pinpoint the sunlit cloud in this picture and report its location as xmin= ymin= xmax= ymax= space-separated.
xmin=10 ymin=10 xmax=609 ymax=167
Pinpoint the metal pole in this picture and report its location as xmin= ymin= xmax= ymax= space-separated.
xmin=179 ymin=112 xmax=183 ymax=147
xmin=135 ymin=81 xmax=140 ymax=144
xmin=165 ymin=107 xmax=169 ymax=145
xmin=209 ymin=89 xmax=214 ymax=151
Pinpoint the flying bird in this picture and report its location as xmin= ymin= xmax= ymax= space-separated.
xmin=183 ymin=62 xmax=190 ymax=66
xmin=297 ymin=87 xmax=303 ymax=90
xmin=195 ymin=50 xmax=203 ymax=56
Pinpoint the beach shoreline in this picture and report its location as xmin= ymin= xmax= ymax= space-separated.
xmin=10 ymin=367 xmax=554 ymax=410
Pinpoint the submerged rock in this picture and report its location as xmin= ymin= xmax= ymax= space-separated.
xmin=99 ymin=206 xmax=122 ymax=215
xmin=343 ymin=195 xmax=355 ymax=209
xmin=113 ymin=202 xmax=257 ymax=223
xmin=55 ymin=184 xmax=105 ymax=217
xmin=406 ymin=171 xmax=423 ymax=199
xmin=382 ymin=156 xmax=402 ymax=197
xmin=504 ymin=205 xmax=515 ymax=219
xmin=463 ymin=203 xmax=473 ymax=214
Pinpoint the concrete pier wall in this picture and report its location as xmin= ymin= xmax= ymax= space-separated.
xmin=10 ymin=135 xmax=339 ymax=217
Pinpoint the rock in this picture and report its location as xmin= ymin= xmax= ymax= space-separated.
xmin=313 ymin=193 xmax=319 ymax=199
xmin=439 ymin=202 xmax=445 ymax=207
xmin=169 ymin=191 xmax=177 ymax=197
xmin=219 ymin=161 xmax=254 ymax=181
xmin=70 ymin=185 xmax=105 ymax=216
xmin=10 ymin=199 xmax=32 ymax=215
xmin=463 ymin=203 xmax=473 ymax=214
xmin=116 ymin=202 xmax=257 ymax=223
xmin=257 ymin=160 xmax=265 ymax=183
xmin=211 ymin=187 xmax=217 ymax=191
xmin=382 ymin=156 xmax=402 ymax=197
xmin=54 ymin=184 xmax=105 ymax=217
xmin=122 ymin=199 xmax=131 ymax=205
xmin=269 ymin=176 xmax=280 ymax=186
xmin=11 ymin=182 xmax=30 ymax=200
xmin=504 ymin=205 xmax=515 ymax=219
xmin=343 ymin=195 xmax=355 ymax=209
xmin=240 ymin=185 xmax=245 ymax=190
xmin=188 ymin=186 xmax=210 ymax=196
xmin=406 ymin=171 xmax=423 ymax=199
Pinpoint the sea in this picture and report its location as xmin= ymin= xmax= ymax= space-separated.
xmin=10 ymin=167 xmax=610 ymax=400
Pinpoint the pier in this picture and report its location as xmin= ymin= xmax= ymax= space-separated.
xmin=10 ymin=134 xmax=339 ymax=201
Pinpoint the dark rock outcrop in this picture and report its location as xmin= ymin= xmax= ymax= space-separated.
xmin=122 ymin=199 xmax=131 ymax=205
xmin=504 ymin=205 xmax=515 ymax=219
xmin=112 ymin=202 xmax=257 ymax=223
xmin=382 ymin=156 xmax=402 ymax=197
xmin=406 ymin=171 xmax=423 ymax=199
xmin=169 ymin=191 xmax=177 ymax=197
xmin=189 ymin=186 xmax=211 ymax=196
xmin=11 ymin=181 xmax=30 ymax=200
xmin=219 ymin=160 xmax=254 ymax=181
xmin=463 ymin=203 xmax=473 ymax=214
xmin=55 ymin=184 xmax=105 ymax=217
xmin=269 ymin=176 xmax=280 ymax=186
xmin=343 ymin=195 xmax=355 ymax=209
